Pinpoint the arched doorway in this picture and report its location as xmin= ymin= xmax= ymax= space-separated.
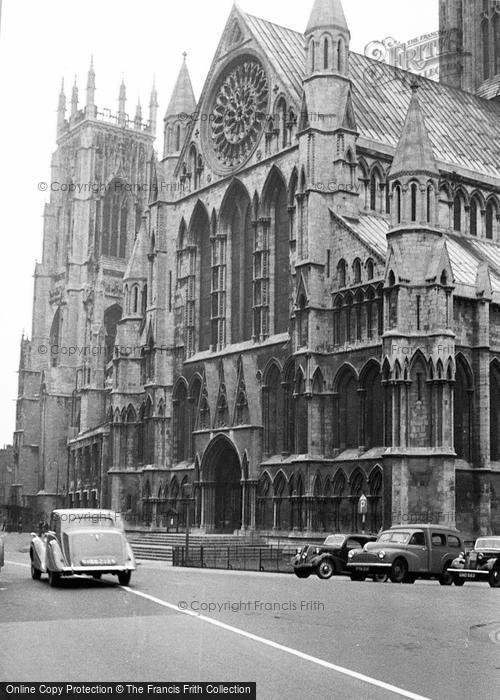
xmin=201 ymin=437 xmax=242 ymax=533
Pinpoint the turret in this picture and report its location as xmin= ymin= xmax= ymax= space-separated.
xmin=305 ymin=0 xmax=350 ymax=79
xmin=387 ymin=82 xmax=440 ymax=230
xmin=86 ymin=56 xmax=96 ymax=118
xmin=149 ymin=80 xmax=159 ymax=136
xmin=163 ymin=53 xmax=196 ymax=159
xmin=134 ymin=99 xmax=142 ymax=130
xmin=57 ymin=79 xmax=66 ymax=136
xmin=300 ymin=0 xmax=359 ymax=219
xmin=70 ymin=77 xmax=78 ymax=119
xmin=118 ymin=78 xmax=127 ymax=127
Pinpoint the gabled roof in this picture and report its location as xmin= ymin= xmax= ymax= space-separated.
xmin=334 ymin=211 xmax=500 ymax=295
xmin=236 ymin=12 xmax=500 ymax=180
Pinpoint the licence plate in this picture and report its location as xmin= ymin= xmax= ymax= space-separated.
xmin=357 ymin=566 xmax=370 ymax=572
xmin=81 ymin=558 xmax=117 ymax=566
xmin=458 ymin=572 xmax=476 ymax=579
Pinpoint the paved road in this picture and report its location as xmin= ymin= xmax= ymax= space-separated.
xmin=0 ymin=535 xmax=499 ymax=700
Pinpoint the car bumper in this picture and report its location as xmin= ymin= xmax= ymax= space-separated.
xmin=56 ymin=565 xmax=135 ymax=576
xmin=447 ymin=568 xmax=489 ymax=581
xmin=347 ymin=562 xmax=391 ymax=575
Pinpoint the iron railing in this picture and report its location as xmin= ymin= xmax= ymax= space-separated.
xmin=172 ymin=544 xmax=296 ymax=573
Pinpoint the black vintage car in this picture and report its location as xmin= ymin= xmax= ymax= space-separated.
xmin=293 ymin=533 xmax=382 ymax=580
xmin=448 ymin=536 xmax=500 ymax=587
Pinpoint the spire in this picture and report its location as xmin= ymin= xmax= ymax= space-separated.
xmin=57 ymin=78 xmax=66 ymax=134
xmin=70 ymin=76 xmax=78 ymax=118
xmin=149 ymin=78 xmax=159 ymax=136
xmin=306 ymin=0 xmax=349 ymax=35
xmin=134 ymin=99 xmax=142 ymax=129
xmin=118 ymin=77 xmax=127 ymax=127
xmin=389 ymin=82 xmax=439 ymax=179
xmin=86 ymin=56 xmax=96 ymax=117
xmin=165 ymin=53 xmax=196 ymax=119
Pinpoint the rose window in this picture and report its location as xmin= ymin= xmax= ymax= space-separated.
xmin=208 ymin=58 xmax=269 ymax=170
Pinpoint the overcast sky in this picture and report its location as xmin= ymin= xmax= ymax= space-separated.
xmin=0 ymin=0 xmax=438 ymax=447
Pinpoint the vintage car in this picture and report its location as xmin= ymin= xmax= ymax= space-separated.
xmin=347 ymin=524 xmax=463 ymax=584
xmin=292 ymin=533 xmax=386 ymax=580
xmin=30 ymin=509 xmax=135 ymax=587
xmin=448 ymin=536 xmax=500 ymax=587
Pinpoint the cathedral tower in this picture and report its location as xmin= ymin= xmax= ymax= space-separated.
xmin=439 ymin=0 xmax=500 ymax=98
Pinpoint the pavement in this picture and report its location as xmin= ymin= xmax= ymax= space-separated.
xmin=0 ymin=535 xmax=499 ymax=700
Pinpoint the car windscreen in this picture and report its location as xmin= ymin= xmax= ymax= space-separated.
xmin=323 ymin=535 xmax=345 ymax=546
xmin=475 ymin=537 xmax=500 ymax=551
xmin=377 ymin=531 xmax=412 ymax=544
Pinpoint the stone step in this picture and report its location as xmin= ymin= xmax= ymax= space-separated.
xmin=131 ymin=544 xmax=173 ymax=562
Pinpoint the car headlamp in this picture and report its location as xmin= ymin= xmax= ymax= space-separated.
xmin=348 ymin=550 xmax=355 ymax=559
xmin=378 ymin=550 xmax=386 ymax=560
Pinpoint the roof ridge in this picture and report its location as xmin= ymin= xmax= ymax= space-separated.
xmin=241 ymin=9 xmax=304 ymax=37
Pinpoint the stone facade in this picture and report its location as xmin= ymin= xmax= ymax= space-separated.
xmin=13 ymin=0 xmax=500 ymax=538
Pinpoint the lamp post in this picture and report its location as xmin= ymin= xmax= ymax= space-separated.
xmin=182 ymin=483 xmax=193 ymax=565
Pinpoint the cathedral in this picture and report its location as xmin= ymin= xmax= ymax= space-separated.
xmin=12 ymin=0 xmax=500 ymax=538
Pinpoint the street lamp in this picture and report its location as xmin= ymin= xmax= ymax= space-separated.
xmin=182 ymin=483 xmax=193 ymax=565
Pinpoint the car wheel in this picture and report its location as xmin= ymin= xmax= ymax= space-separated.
xmin=118 ymin=571 xmax=131 ymax=586
xmin=294 ymin=570 xmax=310 ymax=579
xmin=389 ymin=558 xmax=408 ymax=584
xmin=48 ymin=570 xmax=60 ymax=587
xmin=31 ymin=563 xmax=42 ymax=581
xmin=439 ymin=566 xmax=454 ymax=586
xmin=373 ymin=573 xmax=388 ymax=583
xmin=350 ymin=574 xmax=366 ymax=582
xmin=488 ymin=568 xmax=500 ymax=588
xmin=317 ymin=560 xmax=335 ymax=580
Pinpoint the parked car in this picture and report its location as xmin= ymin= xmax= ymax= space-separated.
xmin=293 ymin=533 xmax=386 ymax=580
xmin=30 ymin=509 xmax=135 ymax=587
xmin=347 ymin=524 xmax=463 ymax=584
xmin=448 ymin=536 xmax=500 ymax=588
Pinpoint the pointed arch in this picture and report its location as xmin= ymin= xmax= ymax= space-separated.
xmin=490 ymin=359 xmax=500 ymax=461
xmin=261 ymin=165 xmax=289 ymax=334
xmin=187 ymin=201 xmax=211 ymax=352
xmin=219 ymin=180 xmax=253 ymax=343
xmin=257 ymin=471 xmax=273 ymax=530
xmin=454 ymin=354 xmax=473 ymax=460
xmin=334 ymin=364 xmax=359 ymax=450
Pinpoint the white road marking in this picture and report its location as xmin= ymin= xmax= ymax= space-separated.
xmin=123 ymin=586 xmax=432 ymax=700
xmin=5 ymin=561 xmax=30 ymax=568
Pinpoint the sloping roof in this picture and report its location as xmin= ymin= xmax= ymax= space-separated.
xmin=477 ymin=76 xmax=500 ymax=101
xmin=243 ymin=12 xmax=305 ymax=102
xmin=240 ymin=12 xmax=500 ymax=180
xmin=336 ymin=212 xmax=500 ymax=294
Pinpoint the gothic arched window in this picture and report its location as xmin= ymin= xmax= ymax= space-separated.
xmin=100 ymin=184 xmax=130 ymax=259
xmin=264 ymin=364 xmax=282 ymax=456
xmin=486 ymin=200 xmax=495 ymax=240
